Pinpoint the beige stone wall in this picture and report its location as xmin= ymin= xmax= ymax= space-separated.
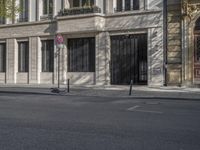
xmin=29 ymin=37 xmax=40 ymax=84
xmin=6 ymin=39 xmax=17 ymax=84
xmin=0 ymin=0 xmax=164 ymax=86
xmin=185 ymin=0 xmax=200 ymax=86
xmin=0 ymin=73 xmax=5 ymax=84
xmin=166 ymin=0 xmax=182 ymax=85
xmin=0 ymin=21 xmax=57 ymax=39
xmin=166 ymin=0 xmax=200 ymax=86
xmin=16 ymin=73 xmax=29 ymax=84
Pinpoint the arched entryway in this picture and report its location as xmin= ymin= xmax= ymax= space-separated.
xmin=193 ymin=17 xmax=200 ymax=83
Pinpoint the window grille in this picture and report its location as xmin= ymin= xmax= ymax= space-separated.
xmin=68 ymin=37 xmax=95 ymax=72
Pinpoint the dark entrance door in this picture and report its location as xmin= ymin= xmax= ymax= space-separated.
xmin=194 ymin=18 xmax=200 ymax=82
xmin=111 ymin=34 xmax=147 ymax=85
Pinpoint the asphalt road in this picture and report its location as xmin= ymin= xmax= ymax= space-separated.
xmin=0 ymin=93 xmax=200 ymax=150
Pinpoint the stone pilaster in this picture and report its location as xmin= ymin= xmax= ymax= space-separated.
xmin=145 ymin=0 xmax=149 ymax=10
xmin=148 ymin=28 xmax=164 ymax=86
xmin=95 ymin=32 xmax=110 ymax=85
xmin=6 ymin=39 xmax=17 ymax=84
xmin=166 ymin=1 xmax=182 ymax=85
xmin=28 ymin=0 xmax=31 ymax=22
xmin=36 ymin=0 xmax=42 ymax=21
xmin=140 ymin=0 xmax=145 ymax=10
xmin=29 ymin=37 xmax=40 ymax=84
xmin=53 ymin=0 xmax=57 ymax=17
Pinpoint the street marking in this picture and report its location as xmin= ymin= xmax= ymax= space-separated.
xmin=127 ymin=105 xmax=163 ymax=114
xmin=127 ymin=105 xmax=141 ymax=111
xmin=133 ymin=109 xmax=163 ymax=114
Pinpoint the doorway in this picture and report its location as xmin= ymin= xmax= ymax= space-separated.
xmin=110 ymin=34 xmax=147 ymax=85
xmin=194 ymin=17 xmax=200 ymax=82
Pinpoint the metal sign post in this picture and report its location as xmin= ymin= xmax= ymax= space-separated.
xmin=55 ymin=34 xmax=64 ymax=90
xmin=58 ymin=48 xmax=60 ymax=89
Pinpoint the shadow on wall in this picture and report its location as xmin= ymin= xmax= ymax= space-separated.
xmin=44 ymin=20 xmax=57 ymax=35
xmin=149 ymin=0 xmax=163 ymax=9
xmin=107 ymin=13 xmax=162 ymax=31
xmin=68 ymin=73 xmax=95 ymax=85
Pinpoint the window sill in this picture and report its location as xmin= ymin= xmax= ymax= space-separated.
xmin=40 ymin=15 xmax=53 ymax=21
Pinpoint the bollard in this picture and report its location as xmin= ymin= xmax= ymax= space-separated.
xmin=67 ymin=79 xmax=70 ymax=93
xmin=129 ymin=80 xmax=133 ymax=96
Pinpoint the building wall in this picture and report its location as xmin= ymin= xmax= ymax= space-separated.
xmin=166 ymin=0 xmax=200 ymax=87
xmin=182 ymin=0 xmax=200 ymax=86
xmin=166 ymin=0 xmax=182 ymax=85
xmin=0 ymin=0 xmax=164 ymax=86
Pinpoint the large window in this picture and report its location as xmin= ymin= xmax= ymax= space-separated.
xmin=195 ymin=17 xmax=200 ymax=31
xmin=116 ymin=0 xmax=123 ymax=11
xmin=133 ymin=0 xmax=140 ymax=10
xmin=0 ymin=17 xmax=5 ymax=24
xmin=18 ymin=42 xmax=29 ymax=72
xmin=73 ymin=0 xmax=80 ymax=7
xmin=82 ymin=0 xmax=94 ymax=7
xmin=42 ymin=40 xmax=54 ymax=72
xmin=43 ymin=0 xmax=53 ymax=15
xmin=195 ymin=36 xmax=200 ymax=62
xmin=116 ymin=0 xmax=139 ymax=11
xmin=19 ymin=0 xmax=29 ymax=22
xmin=194 ymin=17 xmax=200 ymax=80
xmin=68 ymin=37 xmax=95 ymax=72
xmin=195 ymin=18 xmax=200 ymax=62
xmin=0 ymin=43 xmax=6 ymax=72
xmin=72 ymin=0 xmax=94 ymax=7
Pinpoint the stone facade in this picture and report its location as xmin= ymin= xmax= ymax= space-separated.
xmin=0 ymin=0 xmax=164 ymax=86
xmin=166 ymin=0 xmax=182 ymax=85
xmin=166 ymin=0 xmax=200 ymax=87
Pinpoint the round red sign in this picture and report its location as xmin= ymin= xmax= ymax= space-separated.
xmin=55 ymin=34 xmax=64 ymax=45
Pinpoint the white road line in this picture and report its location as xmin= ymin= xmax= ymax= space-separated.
xmin=133 ymin=109 xmax=163 ymax=114
xmin=127 ymin=105 xmax=141 ymax=111
xmin=127 ymin=105 xmax=163 ymax=114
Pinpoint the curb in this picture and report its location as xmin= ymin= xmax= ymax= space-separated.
xmin=0 ymin=90 xmax=200 ymax=101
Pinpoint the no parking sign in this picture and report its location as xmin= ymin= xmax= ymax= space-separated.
xmin=55 ymin=34 xmax=64 ymax=48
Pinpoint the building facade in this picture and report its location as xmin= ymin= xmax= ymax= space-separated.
xmin=0 ymin=0 xmax=164 ymax=86
xmin=166 ymin=0 xmax=200 ymax=87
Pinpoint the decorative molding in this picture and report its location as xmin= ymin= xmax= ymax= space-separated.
xmin=182 ymin=0 xmax=200 ymax=22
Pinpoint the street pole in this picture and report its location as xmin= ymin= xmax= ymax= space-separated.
xmin=129 ymin=80 xmax=133 ymax=96
xmin=55 ymin=34 xmax=64 ymax=91
xmin=58 ymin=47 xmax=60 ymax=89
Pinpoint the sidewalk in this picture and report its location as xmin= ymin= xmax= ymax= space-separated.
xmin=0 ymin=84 xmax=199 ymax=100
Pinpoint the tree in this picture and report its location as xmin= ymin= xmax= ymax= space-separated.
xmin=0 ymin=0 xmax=21 ymax=23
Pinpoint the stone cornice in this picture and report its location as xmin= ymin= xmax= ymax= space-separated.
xmin=56 ymin=9 xmax=162 ymax=20
xmin=0 ymin=20 xmax=56 ymax=29
xmin=0 ymin=9 xmax=162 ymax=28
xmin=105 ymin=9 xmax=162 ymax=18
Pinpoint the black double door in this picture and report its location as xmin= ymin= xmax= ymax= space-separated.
xmin=111 ymin=34 xmax=147 ymax=85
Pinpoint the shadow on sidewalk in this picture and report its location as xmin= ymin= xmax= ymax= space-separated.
xmin=0 ymin=90 xmax=199 ymax=101
xmin=0 ymin=90 xmax=56 ymax=96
